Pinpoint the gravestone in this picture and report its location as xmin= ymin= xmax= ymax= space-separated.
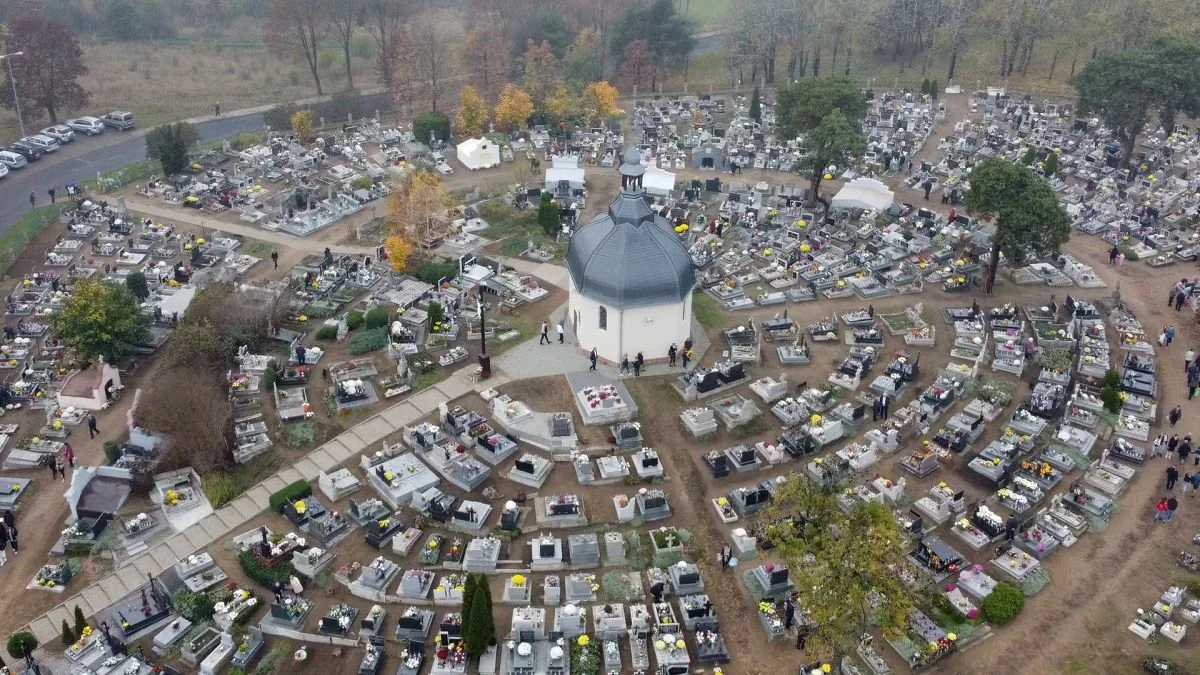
xmin=633 ymin=448 xmax=664 ymax=479
xmin=636 ymin=488 xmax=672 ymax=521
xmin=668 ymin=562 xmax=704 ymax=596
xmin=679 ymin=594 xmax=717 ymax=631
xmin=502 ymin=575 xmax=532 ymax=604
xmin=303 ymin=510 xmax=351 ymax=547
xmin=538 ymin=493 xmax=587 ymax=528
xmin=318 ymin=468 xmax=361 ymax=502
xmin=397 ymin=569 xmax=436 ymax=599
xmin=552 ymin=604 xmax=588 ymax=638
xmin=543 ymin=576 xmax=561 ymax=605
xmin=568 ymin=533 xmax=601 ymax=568
xmin=364 ymin=514 xmax=405 ymax=549
xmin=750 ymin=564 xmax=794 ymax=600
xmin=358 ymin=557 xmax=399 ymax=593
xmin=507 ymin=453 xmax=552 ymax=488
xmin=530 ymin=534 xmax=564 ymax=571
xmin=604 ymin=532 xmax=626 ymax=565
xmin=510 ymin=606 xmax=546 ymax=640
xmin=463 ymin=536 xmax=501 ymax=573
xmin=499 ymin=501 xmax=524 ymax=532
xmin=592 ymin=603 xmax=628 ymax=635
xmin=565 ymin=573 xmax=599 ymax=604
xmin=573 ymin=456 xmax=596 ymax=485
xmin=448 ymin=500 xmax=492 ymax=534
xmin=292 ymin=546 xmax=335 ymax=578
xmin=730 ymin=484 xmax=771 ymax=516
xmin=395 ymin=607 xmax=435 ymax=642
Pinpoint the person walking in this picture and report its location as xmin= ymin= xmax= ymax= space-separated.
xmin=63 ymin=443 xmax=75 ymax=468
xmin=1186 ymin=348 xmax=1196 ymax=372
xmin=1189 ymin=369 xmax=1200 ymax=400
xmin=880 ymin=393 xmax=890 ymax=420
xmin=683 ymin=348 xmax=693 ymax=368
xmin=46 ymin=456 xmax=58 ymax=480
xmin=271 ymin=250 xmax=279 ymax=269
xmin=1166 ymin=495 xmax=1179 ymax=522
xmin=1155 ymin=497 xmax=1170 ymax=522
xmin=1170 ymin=286 xmax=1178 ymax=306
xmin=1181 ymin=441 xmax=1192 ymax=465
xmin=48 ymin=187 xmax=56 ymax=203
xmin=539 ymin=321 xmax=550 ymax=345
xmin=0 ymin=523 xmax=8 ymax=565
xmin=556 ymin=320 xmax=564 ymax=344
xmin=1167 ymin=325 xmax=1177 ymax=346
xmin=1169 ymin=434 xmax=1180 ymax=457
xmin=55 ymin=456 xmax=65 ymax=478
xmin=88 ymin=413 xmax=99 ymax=439
xmin=28 ymin=192 xmax=35 ymax=209
xmin=214 ymin=102 xmax=221 ymax=117
xmin=668 ymin=343 xmax=677 ymax=367
xmin=588 ymin=347 xmax=598 ymax=372
xmin=1191 ymin=472 xmax=1200 ymax=493
xmin=1184 ymin=473 xmax=1195 ymax=496
xmin=1167 ymin=465 xmax=1179 ymax=491
xmin=1110 ymin=245 xmax=1120 ymax=264
xmin=873 ymin=398 xmax=882 ymax=422
xmin=1177 ymin=289 xmax=1188 ymax=311
xmin=6 ymin=521 xmax=16 ymax=555
xmin=634 ymin=352 xmax=644 ymax=377
xmin=1153 ymin=434 xmax=1167 ymax=459
xmin=620 ymin=355 xmax=630 ymax=375
xmin=1170 ymin=406 xmax=1182 ymax=427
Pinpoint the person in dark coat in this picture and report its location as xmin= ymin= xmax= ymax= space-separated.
xmin=588 ymin=348 xmax=598 ymax=372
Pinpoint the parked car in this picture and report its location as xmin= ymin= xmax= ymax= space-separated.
xmin=101 ymin=111 xmax=135 ymax=130
xmin=0 ymin=150 xmax=27 ymax=169
xmin=41 ymin=125 xmax=75 ymax=143
xmin=6 ymin=142 xmax=42 ymax=161
xmin=66 ymin=116 xmax=104 ymax=135
xmin=0 ymin=162 xmax=7 ymax=179
xmin=22 ymin=135 xmax=59 ymax=153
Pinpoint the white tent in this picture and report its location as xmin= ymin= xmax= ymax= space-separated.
xmin=456 ymin=138 xmax=500 ymax=170
xmin=644 ymin=166 xmax=676 ymax=196
xmin=545 ymin=155 xmax=586 ymax=191
xmin=831 ymin=178 xmax=894 ymax=211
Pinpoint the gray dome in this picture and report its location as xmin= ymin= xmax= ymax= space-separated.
xmin=567 ymin=191 xmax=695 ymax=310
xmin=620 ymin=148 xmax=646 ymax=177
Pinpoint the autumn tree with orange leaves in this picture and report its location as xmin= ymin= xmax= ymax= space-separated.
xmin=388 ymin=169 xmax=450 ymax=251
xmin=459 ymin=30 xmax=510 ymax=103
xmin=454 ymin=86 xmax=490 ymax=138
xmin=521 ymin=40 xmax=561 ymax=117
xmin=494 ymin=84 xmax=534 ymax=130
xmin=580 ymin=82 xmax=620 ymax=126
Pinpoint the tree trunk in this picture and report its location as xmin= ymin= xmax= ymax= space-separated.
xmin=1068 ymin=50 xmax=1078 ymax=77
xmin=766 ymin=45 xmax=776 ymax=83
xmin=844 ymin=48 xmax=852 ymax=76
xmin=46 ymin=103 xmax=58 ymax=124
xmin=787 ymin=49 xmax=798 ymax=80
xmin=307 ymin=52 xmax=323 ymax=95
xmin=811 ymin=47 xmax=820 ymax=77
xmin=1121 ymin=130 xmax=1138 ymax=169
xmin=809 ymin=174 xmax=828 ymax=221
xmin=984 ymin=241 xmax=1000 ymax=294
xmin=830 ymin=31 xmax=840 ymax=74
xmin=343 ymin=43 xmax=355 ymax=90
xmin=1047 ymin=49 xmax=1058 ymax=80
xmin=947 ymin=46 xmax=959 ymax=80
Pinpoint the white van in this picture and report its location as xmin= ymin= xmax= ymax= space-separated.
xmin=0 ymin=150 xmax=27 ymax=169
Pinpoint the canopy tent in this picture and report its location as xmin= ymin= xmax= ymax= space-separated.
xmin=456 ymin=138 xmax=500 ymax=170
xmin=831 ymin=178 xmax=894 ymax=211
xmin=545 ymin=155 xmax=586 ymax=191
xmin=644 ymin=166 xmax=676 ymax=197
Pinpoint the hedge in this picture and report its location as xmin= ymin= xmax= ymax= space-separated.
xmin=345 ymin=311 xmax=364 ymax=330
xmin=237 ymin=549 xmax=307 ymax=589
xmin=364 ymin=308 xmax=389 ymax=330
xmin=315 ymin=325 xmax=338 ymax=341
xmin=349 ymin=327 xmax=388 ymax=354
xmin=268 ymin=480 xmax=312 ymax=513
xmin=981 ymin=582 xmax=1025 ymax=624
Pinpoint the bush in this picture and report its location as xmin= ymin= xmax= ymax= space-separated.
xmin=103 ymin=440 xmax=121 ymax=464
xmin=61 ymin=620 xmax=75 ymax=646
xmin=349 ymin=327 xmax=388 ymax=354
xmin=413 ymin=110 xmax=451 ymax=145
xmin=364 ymin=307 xmax=389 ymax=330
xmin=7 ymin=633 xmax=37 ymax=660
xmin=981 ymin=582 xmax=1025 ymax=624
xmin=173 ymin=589 xmax=216 ymax=622
xmin=415 ymin=261 xmax=458 ymax=285
xmin=315 ymin=325 xmax=338 ymax=341
xmin=1100 ymin=386 xmax=1123 ymax=414
xmin=237 ymin=549 xmax=307 ymax=589
xmin=345 ymin=311 xmax=364 ymax=330
xmin=262 ymin=361 xmax=277 ymax=391
xmin=427 ymin=302 xmax=445 ymax=327
xmin=1118 ymin=245 xmax=1139 ymax=262
xmin=1101 ymin=370 xmax=1120 ymax=389
xmin=268 ymin=480 xmax=312 ymax=513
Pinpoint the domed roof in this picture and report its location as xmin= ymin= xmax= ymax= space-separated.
xmin=620 ymin=147 xmax=646 ymax=178
xmin=567 ymin=191 xmax=696 ymax=310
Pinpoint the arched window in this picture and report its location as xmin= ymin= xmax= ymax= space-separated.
xmin=598 ymin=305 xmax=608 ymax=331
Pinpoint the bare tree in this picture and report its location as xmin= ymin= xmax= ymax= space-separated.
xmin=391 ymin=20 xmax=453 ymax=112
xmin=942 ymin=0 xmax=981 ymax=81
xmin=363 ymin=0 xmax=410 ymax=85
xmin=329 ymin=0 xmax=362 ymax=90
xmin=265 ymin=0 xmax=331 ymax=95
xmin=142 ymin=368 xmax=234 ymax=475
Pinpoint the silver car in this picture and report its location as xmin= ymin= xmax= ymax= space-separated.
xmin=66 ymin=116 xmax=104 ymax=135
xmin=0 ymin=162 xmax=8 ymax=179
xmin=41 ymin=125 xmax=75 ymax=143
xmin=0 ymin=150 xmax=26 ymax=169
xmin=22 ymin=135 xmax=60 ymax=153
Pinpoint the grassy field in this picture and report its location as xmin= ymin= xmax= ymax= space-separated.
xmin=0 ymin=204 xmax=61 ymax=279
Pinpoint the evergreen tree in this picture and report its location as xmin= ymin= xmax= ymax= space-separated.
xmin=61 ymin=620 xmax=75 ymax=647
xmin=73 ymin=605 xmax=88 ymax=636
xmin=537 ymin=194 xmax=561 ymax=235
xmin=749 ymin=87 xmax=761 ymax=122
xmin=921 ymin=78 xmax=930 ymax=97
xmin=930 ymin=80 xmax=939 ymax=100
xmin=1043 ymin=150 xmax=1059 ymax=176
xmin=1021 ymin=146 xmax=1037 ymax=165
xmin=465 ymin=583 xmax=495 ymax=658
xmin=462 ymin=573 xmax=479 ymax=629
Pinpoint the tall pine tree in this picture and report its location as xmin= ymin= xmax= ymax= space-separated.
xmin=749 ymin=87 xmax=761 ymax=122
xmin=465 ymin=582 xmax=495 ymax=657
xmin=462 ymin=574 xmax=479 ymax=629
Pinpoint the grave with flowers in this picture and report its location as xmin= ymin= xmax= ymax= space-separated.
xmin=910 ymin=537 xmax=966 ymax=582
xmin=230 ymin=627 xmax=264 ymax=670
xmin=395 ymin=605 xmax=435 ymax=642
xmin=552 ymin=603 xmax=588 ymax=638
xmin=652 ymin=630 xmax=692 ymax=670
xmin=177 ymin=553 xmax=229 ymax=593
xmin=28 ymin=559 xmax=74 ymax=593
xmin=431 ymin=633 xmax=469 ymax=675
xmin=747 ymin=563 xmax=794 ymax=601
xmin=292 ymin=545 xmax=335 ymax=579
xmin=693 ymin=627 xmax=730 ymax=665
xmin=316 ymin=602 xmax=359 ymax=636
xmin=355 ymin=556 xmax=400 ymax=595
xmin=363 ymin=513 xmax=404 ymax=549
xmin=887 ymin=608 xmax=956 ymax=670
xmin=397 ymin=568 xmax=436 ymax=600
xmin=213 ymin=587 xmax=259 ymax=631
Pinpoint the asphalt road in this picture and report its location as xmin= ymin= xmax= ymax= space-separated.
xmin=0 ymin=113 xmax=265 ymax=233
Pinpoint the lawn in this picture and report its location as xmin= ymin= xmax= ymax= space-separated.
xmin=477 ymin=200 xmax=566 ymax=259
xmin=0 ymin=204 xmax=62 ymax=279
xmin=692 ymin=291 xmax=724 ymax=329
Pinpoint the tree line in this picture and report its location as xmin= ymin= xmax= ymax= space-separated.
xmin=724 ymin=0 xmax=1200 ymax=86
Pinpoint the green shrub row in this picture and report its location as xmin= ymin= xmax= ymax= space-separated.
xmin=268 ymin=480 xmax=311 ymax=513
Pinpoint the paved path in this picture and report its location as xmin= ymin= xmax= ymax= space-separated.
xmin=124 ymin=197 xmax=377 ymax=256
xmin=19 ymin=363 xmax=508 ymax=645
